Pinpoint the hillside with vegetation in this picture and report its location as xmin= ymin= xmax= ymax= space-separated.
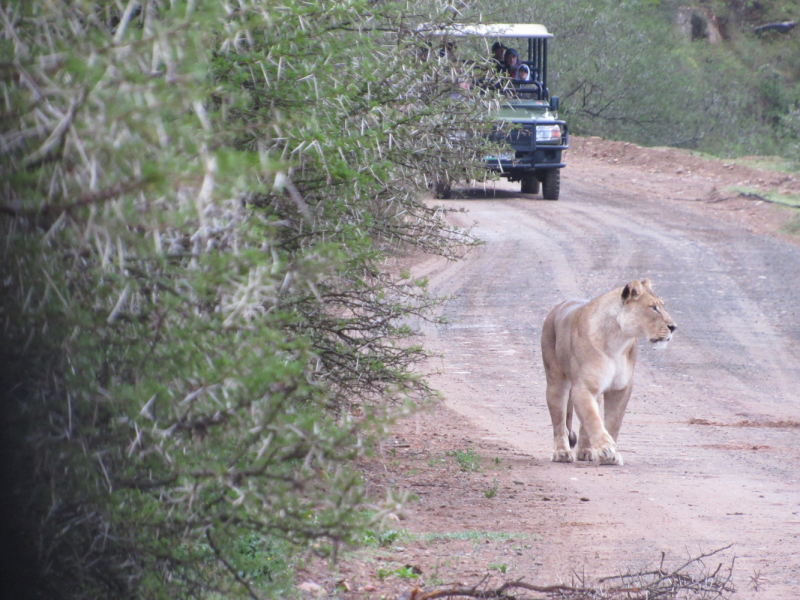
xmin=484 ymin=0 xmax=800 ymax=159
xmin=1 ymin=1 xmax=798 ymax=599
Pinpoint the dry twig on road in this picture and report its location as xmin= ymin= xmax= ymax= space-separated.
xmin=398 ymin=546 xmax=736 ymax=599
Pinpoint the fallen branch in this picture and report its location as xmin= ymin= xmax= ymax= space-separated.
xmin=753 ymin=21 xmax=796 ymax=34
xmin=707 ymin=191 xmax=799 ymax=207
xmin=398 ymin=546 xmax=736 ymax=599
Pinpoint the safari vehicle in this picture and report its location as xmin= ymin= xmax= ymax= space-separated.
xmin=423 ymin=24 xmax=569 ymax=200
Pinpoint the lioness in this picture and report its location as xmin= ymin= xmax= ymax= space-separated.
xmin=541 ymin=279 xmax=676 ymax=465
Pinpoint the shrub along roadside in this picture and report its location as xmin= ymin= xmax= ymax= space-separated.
xmin=0 ymin=1 xmax=500 ymax=597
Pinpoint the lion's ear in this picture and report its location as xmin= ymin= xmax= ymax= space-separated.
xmin=641 ymin=277 xmax=653 ymax=290
xmin=622 ymin=280 xmax=644 ymax=302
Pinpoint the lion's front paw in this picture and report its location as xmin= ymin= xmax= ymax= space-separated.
xmin=575 ymin=447 xmax=595 ymax=462
xmin=552 ymin=449 xmax=574 ymax=463
xmin=598 ymin=447 xmax=624 ymax=466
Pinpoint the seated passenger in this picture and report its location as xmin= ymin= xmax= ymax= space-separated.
xmin=514 ymin=64 xmax=539 ymax=99
xmin=504 ymin=48 xmax=520 ymax=78
xmin=516 ymin=64 xmax=532 ymax=81
xmin=450 ymin=64 xmax=473 ymax=100
xmin=416 ymin=43 xmax=432 ymax=63
xmin=439 ymin=41 xmax=457 ymax=62
xmin=492 ymin=42 xmax=508 ymax=72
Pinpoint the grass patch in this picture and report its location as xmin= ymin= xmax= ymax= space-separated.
xmin=362 ymin=529 xmax=531 ymax=552
xmin=484 ymin=478 xmax=499 ymax=499
xmin=415 ymin=531 xmax=527 ymax=544
xmin=376 ymin=564 xmax=423 ymax=581
xmin=783 ymin=212 xmax=800 ymax=235
xmin=447 ymin=448 xmax=482 ymax=473
xmin=682 ymin=150 xmax=800 ymax=174
xmin=488 ymin=562 xmax=509 ymax=573
xmin=363 ymin=529 xmax=411 ymax=548
xmin=428 ymin=456 xmax=447 ymax=468
xmin=727 ymin=155 xmax=800 ymax=174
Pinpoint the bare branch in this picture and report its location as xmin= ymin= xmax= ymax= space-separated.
xmin=401 ymin=547 xmax=737 ymax=599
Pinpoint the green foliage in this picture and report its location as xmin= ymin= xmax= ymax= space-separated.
xmin=363 ymin=528 xmax=408 ymax=548
xmin=448 ymin=447 xmax=482 ymax=472
xmin=396 ymin=565 xmax=422 ymax=579
xmin=374 ymin=564 xmax=421 ymax=581
xmin=484 ymin=478 xmax=499 ymax=499
xmin=0 ymin=0 xmax=496 ymax=598
xmin=425 ymin=530 xmax=521 ymax=540
xmin=415 ymin=530 xmax=528 ymax=551
xmin=428 ymin=455 xmax=448 ymax=467
xmin=475 ymin=0 xmax=800 ymax=159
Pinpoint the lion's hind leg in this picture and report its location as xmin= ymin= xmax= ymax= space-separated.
xmin=603 ymin=384 xmax=633 ymax=442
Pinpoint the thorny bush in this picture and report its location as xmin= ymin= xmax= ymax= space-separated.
xmin=0 ymin=0 xmax=503 ymax=597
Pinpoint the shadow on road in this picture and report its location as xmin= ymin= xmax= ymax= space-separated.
xmin=448 ymin=185 xmax=534 ymax=200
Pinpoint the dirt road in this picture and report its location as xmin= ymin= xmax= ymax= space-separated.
xmin=408 ymin=142 xmax=800 ymax=597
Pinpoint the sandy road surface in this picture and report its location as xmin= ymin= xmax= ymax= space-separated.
xmin=412 ymin=150 xmax=800 ymax=597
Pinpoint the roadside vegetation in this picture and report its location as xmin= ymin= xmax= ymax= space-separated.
xmin=1 ymin=0 xmax=798 ymax=598
xmin=0 ymin=1 xmax=497 ymax=597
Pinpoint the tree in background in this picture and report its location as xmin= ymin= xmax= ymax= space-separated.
xmin=479 ymin=0 xmax=799 ymax=158
xmin=0 ymin=0 xmax=498 ymax=597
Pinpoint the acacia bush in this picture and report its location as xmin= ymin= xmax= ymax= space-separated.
xmin=0 ymin=0 xmax=499 ymax=597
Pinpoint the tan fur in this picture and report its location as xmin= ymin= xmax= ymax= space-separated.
xmin=541 ymin=279 xmax=676 ymax=465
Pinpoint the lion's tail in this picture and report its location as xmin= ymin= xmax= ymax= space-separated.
xmin=567 ymin=396 xmax=577 ymax=448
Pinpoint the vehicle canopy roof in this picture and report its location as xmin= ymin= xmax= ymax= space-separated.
xmin=418 ymin=23 xmax=553 ymax=39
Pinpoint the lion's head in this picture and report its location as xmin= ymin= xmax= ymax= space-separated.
xmin=619 ymin=278 xmax=676 ymax=347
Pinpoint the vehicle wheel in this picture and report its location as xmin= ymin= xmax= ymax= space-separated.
xmin=435 ymin=182 xmax=452 ymax=199
xmin=541 ymin=169 xmax=560 ymax=200
xmin=520 ymin=174 xmax=539 ymax=194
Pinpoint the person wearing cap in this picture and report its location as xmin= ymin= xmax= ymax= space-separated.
xmin=491 ymin=41 xmax=507 ymax=72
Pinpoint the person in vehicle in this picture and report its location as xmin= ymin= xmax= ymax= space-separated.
xmin=504 ymin=48 xmax=520 ymax=77
xmin=514 ymin=64 xmax=539 ymax=99
xmin=492 ymin=42 xmax=507 ymax=72
xmin=439 ymin=41 xmax=457 ymax=61
xmin=416 ymin=42 xmax=432 ymax=62
xmin=450 ymin=63 xmax=473 ymax=99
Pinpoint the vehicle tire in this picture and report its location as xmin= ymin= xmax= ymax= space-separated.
xmin=520 ymin=173 xmax=539 ymax=194
xmin=435 ymin=182 xmax=452 ymax=199
xmin=541 ymin=169 xmax=560 ymax=201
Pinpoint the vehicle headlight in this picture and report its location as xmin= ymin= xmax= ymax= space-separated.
xmin=535 ymin=125 xmax=561 ymax=142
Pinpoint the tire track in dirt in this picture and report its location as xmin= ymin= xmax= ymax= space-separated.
xmin=414 ymin=165 xmax=800 ymax=597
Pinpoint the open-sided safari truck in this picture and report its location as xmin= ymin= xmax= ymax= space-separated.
xmin=423 ymin=24 xmax=569 ymax=200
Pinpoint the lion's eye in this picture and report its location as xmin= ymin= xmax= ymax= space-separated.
xmin=651 ymin=305 xmax=660 ymax=313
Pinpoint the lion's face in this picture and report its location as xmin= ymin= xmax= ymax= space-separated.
xmin=619 ymin=278 xmax=677 ymax=346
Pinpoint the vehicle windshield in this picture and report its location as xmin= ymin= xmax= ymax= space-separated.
xmin=496 ymin=100 xmax=551 ymax=120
